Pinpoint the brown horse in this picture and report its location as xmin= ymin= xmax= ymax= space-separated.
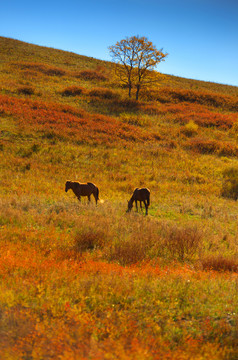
xmin=127 ymin=187 xmax=150 ymax=215
xmin=65 ymin=181 xmax=99 ymax=204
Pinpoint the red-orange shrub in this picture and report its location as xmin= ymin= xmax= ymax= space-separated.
xmin=88 ymin=87 xmax=119 ymax=100
xmin=176 ymin=112 xmax=235 ymax=129
xmin=12 ymin=62 xmax=66 ymax=76
xmin=74 ymin=228 xmax=107 ymax=252
xmin=141 ymin=87 xmax=238 ymax=111
xmin=140 ymin=104 xmax=162 ymax=115
xmin=61 ymin=86 xmax=84 ymax=97
xmin=201 ymin=255 xmax=238 ymax=272
xmin=141 ymin=101 xmax=236 ymax=129
xmin=73 ymin=69 xmax=108 ymax=81
xmin=0 ymin=94 xmax=152 ymax=144
xmin=187 ymin=137 xmax=238 ymax=157
xmin=17 ymin=86 xmax=35 ymax=95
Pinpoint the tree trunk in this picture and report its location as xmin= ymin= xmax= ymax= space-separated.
xmin=128 ymin=82 xmax=132 ymax=98
xmin=128 ymin=85 xmax=131 ymax=98
xmin=135 ymin=84 xmax=140 ymax=100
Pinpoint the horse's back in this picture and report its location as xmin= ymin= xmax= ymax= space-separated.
xmin=87 ymin=182 xmax=97 ymax=188
xmin=134 ymin=187 xmax=150 ymax=200
xmin=77 ymin=182 xmax=93 ymax=196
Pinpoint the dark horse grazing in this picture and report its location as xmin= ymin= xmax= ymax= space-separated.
xmin=127 ymin=188 xmax=150 ymax=215
xmin=65 ymin=181 xmax=99 ymax=205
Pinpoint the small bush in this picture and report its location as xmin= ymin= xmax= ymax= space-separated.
xmin=187 ymin=138 xmax=217 ymax=154
xmin=31 ymin=143 xmax=40 ymax=153
xmin=45 ymin=67 xmax=65 ymax=76
xmin=61 ymin=86 xmax=84 ymax=97
xmin=106 ymin=98 xmax=139 ymax=114
xmin=105 ymin=218 xmax=160 ymax=265
xmin=177 ymin=112 xmax=235 ymax=130
xmin=107 ymin=238 xmax=146 ymax=265
xmin=17 ymin=86 xmax=35 ymax=95
xmin=140 ymin=104 xmax=162 ymax=115
xmin=88 ymin=87 xmax=119 ymax=100
xmin=221 ymin=167 xmax=238 ymax=200
xmin=187 ymin=138 xmax=238 ymax=157
xmin=14 ymin=62 xmax=66 ymax=76
xmin=201 ymin=255 xmax=238 ymax=272
xmin=194 ymin=114 xmax=234 ymax=129
xmin=74 ymin=228 xmax=107 ymax=253
xmin=107 ymin=234 xmax=157 ymax=266
xmin=181 ymin=120 xmax=198 ymax=137
xmin=163 ymin=225 xmax=203 ymax=261
xmin=74 ymin=69 xmax=108 ymax=81
xmin=217 ymin=142 xmax=238 ymax=157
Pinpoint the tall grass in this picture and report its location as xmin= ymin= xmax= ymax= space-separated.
xmin=221 ymin=167 xmax=238 ymax=200
xmin=162 ymin=224 xmax=203 ymax=261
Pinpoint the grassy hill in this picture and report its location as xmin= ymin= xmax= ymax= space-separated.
xmin=1 ymin=36 xmax=238 ymax=359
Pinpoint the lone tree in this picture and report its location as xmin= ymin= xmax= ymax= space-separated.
xmin=109 ymin=35 xmax=168 ymax=100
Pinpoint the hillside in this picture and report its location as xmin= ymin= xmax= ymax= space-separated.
xmin=1 ymin=37 xmax=238 ymax=359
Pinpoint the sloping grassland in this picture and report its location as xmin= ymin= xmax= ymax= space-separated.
xmin=0 ymin=37 xmax=238 ymax=359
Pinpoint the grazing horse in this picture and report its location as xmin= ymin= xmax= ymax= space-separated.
xmin=65 ymin=181 xmax=99 ymax=205
xmin=127 ymin=187 xmax=150 ymax=215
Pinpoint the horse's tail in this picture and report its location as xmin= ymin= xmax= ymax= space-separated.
xmin=96 ymin=187 xmax=99 ymax=201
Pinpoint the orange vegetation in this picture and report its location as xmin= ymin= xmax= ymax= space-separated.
xmin=0 ymin=94 xmax=153 ymax=144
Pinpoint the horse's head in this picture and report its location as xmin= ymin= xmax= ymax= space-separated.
xmin=127 ymin=199 xmax=133 ymax=212
xmin=65 ymin=181 xmax=71 ymax=192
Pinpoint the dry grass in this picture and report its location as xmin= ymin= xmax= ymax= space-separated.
xmin=162 ymin=224 xmax=203 ymax=261
xmin=105 ymin=217 xmax=160 ymax=265
xmin=221 ymin=167 xmax=238 ymax=200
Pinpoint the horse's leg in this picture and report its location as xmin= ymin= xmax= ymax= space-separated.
xmin=143 ymin=200 xmax=148 ymax=215
xmin=135 ymin=200 xmax=138 ymax=212
xmin=88 ymin=195 xmax=91 ymax=204
xmin=140 ymin=201 xmax=143 ymax=211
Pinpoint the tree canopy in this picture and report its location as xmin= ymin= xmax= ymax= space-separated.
xmin=109 ymin=35 xmax=168 ymax=100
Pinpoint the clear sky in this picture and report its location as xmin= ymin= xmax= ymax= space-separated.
xmin=1 ymin=0 xmax=238 ymax=86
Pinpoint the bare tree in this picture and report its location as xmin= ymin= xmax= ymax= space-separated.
xmin=109 ymin=35 xmax=168 ymax=100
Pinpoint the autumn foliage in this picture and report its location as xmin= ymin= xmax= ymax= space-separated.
xmin=11 ymin=61 xmax=66 ymax=76
xmin=0 ymin=94 xmax=152 ymax=144
xmin=73 ymin=68 xmax=108 ymax=81
xmin=142 ymin=87 xmax=238 ymax=111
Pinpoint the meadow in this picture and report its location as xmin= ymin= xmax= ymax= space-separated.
xmin=0 ymin=36 xmax=238 ymax=359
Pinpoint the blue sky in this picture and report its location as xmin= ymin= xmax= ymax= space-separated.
xmin=1 ymin=0 xmax=238 ymax=86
